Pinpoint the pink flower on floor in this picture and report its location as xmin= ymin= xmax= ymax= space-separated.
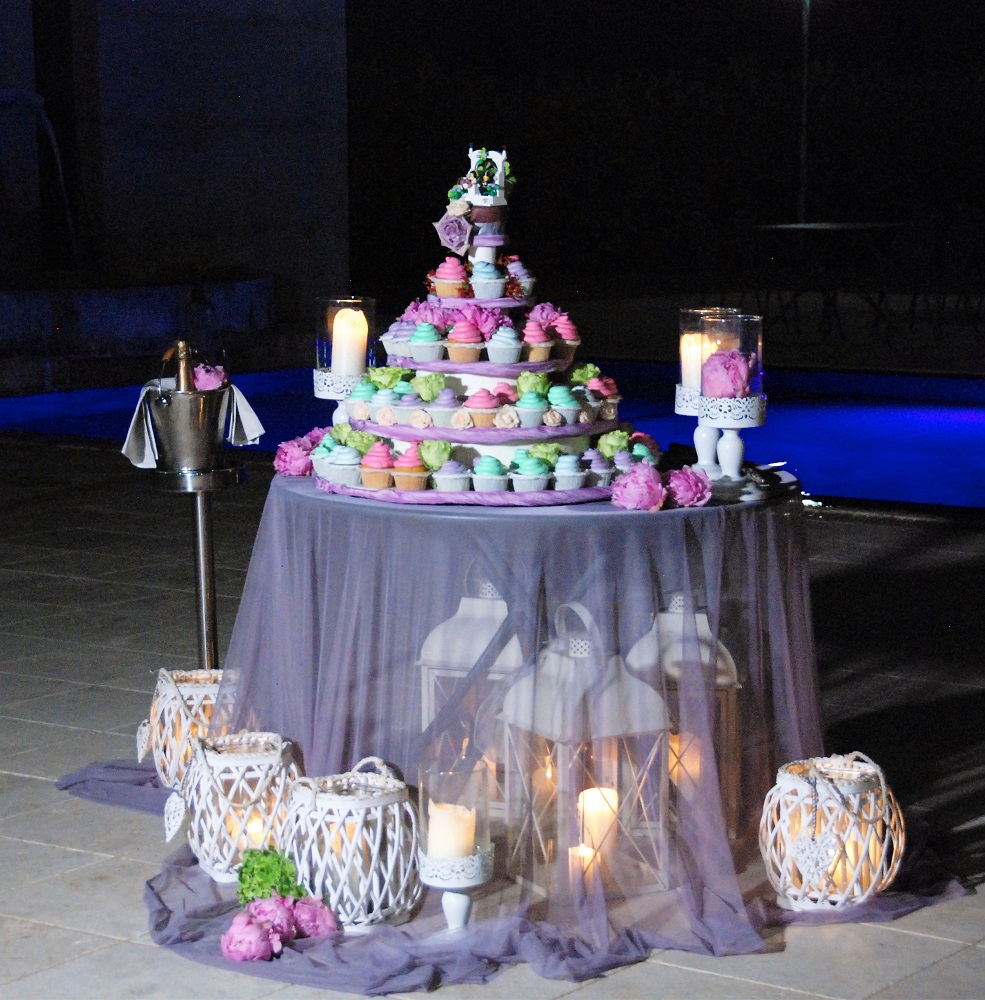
xmin=246 ymin=893 xmax=297 ymax=943
xmin=221 ymin=912 xmax=276 ymax=961
xmin=701 ymin=349 xmax=752 ymax=398
xmin=193 ymin=364 xmax=227 ymax=391
xmin=273 ymin=437 xmax=313 ymax=476
xmin=292 ymin=897 xmax=339 ymax=939
xmin=611 ymin=463 xmax=667 ymax=511
xmin=664 ymin=466 xmax=713 ymax=508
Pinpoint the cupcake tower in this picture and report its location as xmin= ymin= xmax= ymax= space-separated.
xmin=325 ymin=147 xmax=636 ymax=504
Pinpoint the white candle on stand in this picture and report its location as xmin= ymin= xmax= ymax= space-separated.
xmin=680 ymin=332 xmax=704 ymax=391
xmin=331 ymin=307 xmax=369 ymax=376
xmin=427 ymin=800 xmax=476 ymax=858
xmin=578 ymin=786 xmax=618 ymax=860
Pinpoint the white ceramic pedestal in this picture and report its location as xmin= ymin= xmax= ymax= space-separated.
xmin=693 ymin=422 xmax=722 ymax=479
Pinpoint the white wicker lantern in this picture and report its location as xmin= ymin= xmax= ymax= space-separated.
xmin=759 ymin=752 xmax=905 ymax=910
xmin=279 ymin=757 xmax=422 ymax=931
xmin=501 ymin=603 xmax=671 ymax=898
xmin=136 ymin=669 xmax=226 ymax=789
xmin=165 ymin=732 xmax=299 ymax=883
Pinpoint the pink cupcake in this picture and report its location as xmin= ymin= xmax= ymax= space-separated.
xmin=433 ymin=256 xmax=469 ymax=298
xmin=551 ymin=312 xmax=580 ymax=362
xmin=446 ymin=319 xmax=484 ymax=363
xmin=391 ymin=443 xmax=429 ymax=490
xmin=521 ymin=319 xmax=553 ymax=362
xmin=360 ymin=442 xmax=395 ymax=489
xmin=463 ymin=388 xmax=502 ymax=428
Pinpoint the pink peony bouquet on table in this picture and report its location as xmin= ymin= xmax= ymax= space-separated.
xmin=220 ymin=892 xmax=338 ymax=962
xmin=272 ymin=426 xmax=333 ymax=477
xmin=611 ymin=463 xmax=712 ymax=511
xmin=701 ymin=349 xmax=753 ymax=399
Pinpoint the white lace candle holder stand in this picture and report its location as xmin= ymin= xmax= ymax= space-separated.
xmin=697 ymin=394 xmax=766 ymax=481
xmin=418 ymin=847 xmax=496 ymax=930
xmin=313 ymin=369 xmax=365 ymax=401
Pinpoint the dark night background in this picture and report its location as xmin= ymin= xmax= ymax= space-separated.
xmin=348 ymin=1 xmax=985 ymax=322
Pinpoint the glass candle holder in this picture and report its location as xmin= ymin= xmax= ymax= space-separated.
xmin=699 ymin=313 xmax=763 ymax=400
xmin=315 ymin=297 xmax=376 ymax=376
xmin=678 ymin=307 xmax=738 ymax=393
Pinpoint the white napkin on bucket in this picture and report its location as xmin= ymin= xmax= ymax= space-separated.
xmin=122 ymin=379 xmax=265 ymax=469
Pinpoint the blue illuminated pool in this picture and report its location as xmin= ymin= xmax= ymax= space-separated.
xmin=1 ymin=365 xmax=982 ymax=508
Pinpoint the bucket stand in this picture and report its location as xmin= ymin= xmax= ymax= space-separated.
xmin=154 ymin=465 xmax=244 ymax=671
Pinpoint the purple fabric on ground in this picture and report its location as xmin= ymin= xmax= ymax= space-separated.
xmin=56 ymin=759 xmax=171 ymax=815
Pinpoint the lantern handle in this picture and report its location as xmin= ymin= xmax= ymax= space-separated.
xmin=554 ymin=602 xmax=605 ymax=666
xmin=188 ymin=736 xmax=296 ymax=811
xmin=807 ymin=751 xmax=892 ymax=825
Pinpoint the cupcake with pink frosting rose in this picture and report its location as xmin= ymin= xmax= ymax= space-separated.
xmin=432 ymin=256 xmax=469 ymax=298
xmin=485 ymin=324 xmax=522 ymax=363
xmin=360 ymin=441 xmax=396 ymax=489
xmin=463 ymin=388 xmax=502 ymax=428
xmin=426 ymin=387 xmax=461 ymax=428
xmin=551 ymin=312 xmax=580 ymax=362
xmin=446 ymin=318 xmax=484 ymax=363
xmin=391 ymin=443 xmax=429 ymax=490
xmin=521 ymin=319 xmax=553 ymax=362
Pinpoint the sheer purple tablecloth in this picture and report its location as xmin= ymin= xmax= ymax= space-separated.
xmin=150 ymin=474 xmax=826 ymax=991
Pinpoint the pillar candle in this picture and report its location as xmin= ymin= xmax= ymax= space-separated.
xmin=331 ymin=307 xmax=369 ymax=376
xmin=427 ymin=800 xmax=476 ymax=858
xmin=577 ymin=786 xmax=618 ymax=854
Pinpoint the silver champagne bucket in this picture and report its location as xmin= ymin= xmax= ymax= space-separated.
xmin=146 ymin=382 xmax=231 ymax=473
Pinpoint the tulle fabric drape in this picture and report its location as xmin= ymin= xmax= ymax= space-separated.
xmin=158 ymin=475 xmax=825 ymax=990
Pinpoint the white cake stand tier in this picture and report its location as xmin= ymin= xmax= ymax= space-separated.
xmin=694 ymin=394 xmax=767 ymax=482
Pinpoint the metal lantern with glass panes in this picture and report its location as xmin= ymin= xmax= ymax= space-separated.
xmin=164 ymin=732 xmax=300 ymax=883
xmin=499 ymin=603 xmax=671 ymax=899
xmin=760 ymin=753 xmax=905 ymax=910
xmin=418 ymin=566 xmax=523 ymax=819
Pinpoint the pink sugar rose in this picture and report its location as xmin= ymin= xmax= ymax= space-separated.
xmin=246 ymin=893 xmax=297 ymax=943
xmin=193 ymin=364 xmax=227 ymax=391
xmin=611 ymin=463 xmax=667 ymax=511
xmin=664 ymin=466 xmax=713 ymax=508
xmin=273 ymin=437 xmax=313 ymax=476
xmin=221 ymin=912 xmax=276 ymax=962
xmin=292 ymin=897 xmax=339 ymax=939
xmin=528 ymin=302 xmax=561 ymax=326
xmin=701 ymin=349 xmax=752 ymax=398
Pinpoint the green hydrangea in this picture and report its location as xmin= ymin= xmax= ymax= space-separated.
xmin=366 ymin=366 xmax=412 ymax=390
xmin=570 ymin=363 xmax=601 ymax=385
xmin=597 ymin=430 xmax=630 ymax=460
xmin=330 ymin=422 xmax=353 ymax=446
xmin=419 ymin=439 xmax=453 ymax=471
xmin=517 ymin=371 xmax=550 ymax=397
xmin=346 ymin=429 xmax=379 ymax=455
xmin=528 ymin=443 xmax=563 ymax=468
xmin=410 ymin=372 xmax=446 ymax=403
xmin=236 ymin=848 xmax=306 ymax=906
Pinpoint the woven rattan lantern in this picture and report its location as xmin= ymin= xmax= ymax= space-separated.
xmin=500 ymin=603 xmax=671 ymax=898
xmin=165 ymin=732 xmax=300 ymax=883
xmin=136 ymin=669 xmax=226 ymax=789
xmin=279 ymin=757 xmax=422 ymax=930
xmin=759 ymin=752 xmax=905 ymax=910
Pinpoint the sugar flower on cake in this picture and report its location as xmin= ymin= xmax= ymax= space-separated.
xmin=611 ymin=463 xmax=668 ymax=511
xmin=446 ymin=197 xmax=472 ymax=217
xmin=193 ymin=363 xmax=227 ymax=391
xmin=349 ymin=400 xmax=371 ymax=421
xmin=597 ymin=429 xmax=630 ymax=460
xmin=409 ymin=372 xmax=446 ymax=403
xmin=450 ymin=407 xmax=474 ymax=430
xmin=598 ymin=401 xmax=618 ymax=421
xmin=493 ymin=404 xmax=520 ymax=428
xmin=570 ymin=363 xmax=601 ymax=386
xmin=529 ymin=442 xmax=563 ymax=468
xmin=366 ymin=366 xmax=413 ymax=390
xmin=542 ymin=408 xmax=564 ymax=427
xmin=528 ymin=302 xmax=562 ymax=327
xmin=664 ymin=465 xmax=713 ymax=508
xmin=400 ymin=301 xmax=447 ymax=328
xmin=273 ymin=437 xmax=313 ymax=476
xmin=433 ymin=211 xmax=474 ymax=254
xmin=516 ymin=370 xmax=550 ymax=397
xmin=701 ymin=349 xmax=753 ymax=398
xmin=419 ymin=439 xmax=453 ymax=470
xmin=375 ymin=406 xmax=397 ymax=426
xmin=409 ymin=408 xmax=433 ymax=429
xmin=578 ymin=408 xmax=594 ymax=424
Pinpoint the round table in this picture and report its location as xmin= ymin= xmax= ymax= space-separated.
xmin=204 ymin=474 xmax=824 ymax=979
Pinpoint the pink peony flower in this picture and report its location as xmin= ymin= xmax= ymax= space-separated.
xmin=701 ymin=349 xmax=752 ymax=398
xmin=664 ymin=466 xmax=713 ymax=508
xmin=246 ymin=893 xmax=297 ymax=943
xmin=273 ymin=438 xmax=313 ymax=476
xmin=193 ymin=364 xmax=227 ymax=391
xmin=528 ymin=302 xmax=561 ymax=326
xmin=221 ymin=912 xmax=275 ymax=962
xmin=611 ymin=463 xmax=667 ymax=511
xmin=292 ymin=897 xmax=339 ymax=939
xmin=304 ymin=426 xmax=331 ymax=448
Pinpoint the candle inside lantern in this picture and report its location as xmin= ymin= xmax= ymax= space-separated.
xmin=226 ymin=807 xmax=269 ymax=853
xmin=669 ymin=732 xmax=701 ymax=799
xmin=577 ymin=786 xmax=618 ymax=858
xmin=427 ymin=800 xmax=476 ymax=858
xmin=680 ymin=332 xmax=705 ymax=391
xmin=331 ymin=307 xmax=369 ymax=376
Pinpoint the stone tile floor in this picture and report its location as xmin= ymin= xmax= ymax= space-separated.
xmin=0 ymin=432 xmax=982 ymax=999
